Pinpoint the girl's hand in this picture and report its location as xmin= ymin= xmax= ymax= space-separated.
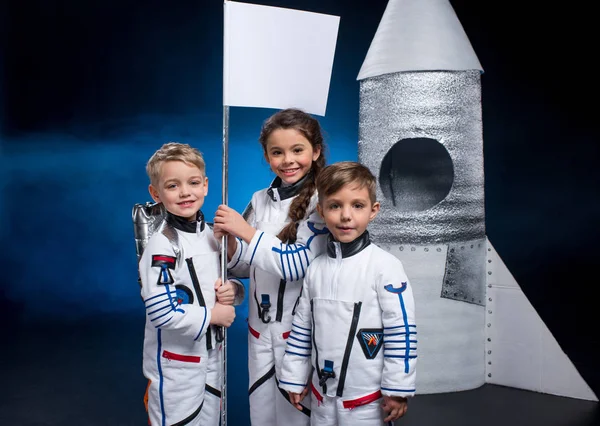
xmin=213 ymin=226 xmax=229 ymax=239
xmin=214 ymin=205 xmax=256 ymax=243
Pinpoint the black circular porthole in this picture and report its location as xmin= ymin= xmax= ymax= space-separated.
xmin=379 ymin=137 xmax=454 ymax=212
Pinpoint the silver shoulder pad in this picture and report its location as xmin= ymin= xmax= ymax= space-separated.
xmin=132 ymin=202 xmax=179 ymax=262
xmin=242 ymin=202 xmax=253 ymax=221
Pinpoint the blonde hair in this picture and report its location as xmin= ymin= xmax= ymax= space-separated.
xmin=317 ymin=161 xmax=377 ymax=204
xmin=146 ymin=142 xmax=206 ymax=185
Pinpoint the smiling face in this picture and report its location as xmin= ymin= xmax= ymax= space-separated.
xmin=317 ymin=182 xmax=380 ymax=243
xmin=148 ymin=160 xmax=208 ymax=221
xmin=264 ymin=128 xmax=321 ymax=185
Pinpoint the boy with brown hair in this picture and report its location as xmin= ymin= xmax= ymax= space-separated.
xmin=280 ymin=161 xmax=417 ymax=425
xmin=140 ymin=142 xmax=242 ymax=426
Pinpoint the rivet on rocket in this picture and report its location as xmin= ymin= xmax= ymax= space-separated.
xmin=357 ymin=0 xmax=596 ymax=401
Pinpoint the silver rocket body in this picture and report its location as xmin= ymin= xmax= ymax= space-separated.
xmin=355 ymin=0 xmax=597 ymax=401
xmin=359 ymin=70 xmax=486 ymax=393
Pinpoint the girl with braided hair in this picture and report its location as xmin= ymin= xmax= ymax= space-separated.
xmin=214 ymin=108 xmax=330 ymax=426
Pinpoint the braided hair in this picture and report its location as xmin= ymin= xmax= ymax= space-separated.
xmin=259 ymin=108 xmax=326 ymax=243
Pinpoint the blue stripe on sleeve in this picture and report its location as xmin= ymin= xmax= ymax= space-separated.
xmin=292 ymin=323 xmax=311 ymax=332
xmin=249 ymin=232 xmax=264 ymax=265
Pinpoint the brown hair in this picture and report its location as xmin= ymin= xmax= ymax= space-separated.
xmin=146 ymin=142 xmax=206 ymax=186
xmin=259 ymin=108 xmax=326 ymax=243
xmin=317 ymin=161 xmax=377 ymax=204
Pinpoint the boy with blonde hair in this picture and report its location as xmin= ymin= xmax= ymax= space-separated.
xmin=140 ymin=142 xmax=243 ymax=426
xmin=280 ymin=161 xmax=417 ymax=425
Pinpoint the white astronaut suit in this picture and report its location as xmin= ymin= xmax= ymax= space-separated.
xmin=227 ymin=176 xmax=329 ymax=426
xmin=140 ymin=211 xmax=243 ymax=426
xmin=279 ymin=231 xmax=417 ymax=426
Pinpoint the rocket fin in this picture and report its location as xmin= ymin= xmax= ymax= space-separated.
xmin=485 ymin=239 xmax=597 ymax=401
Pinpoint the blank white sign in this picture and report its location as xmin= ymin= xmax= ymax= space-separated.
xmin=223 ymin=1 xmax=340 ymax=116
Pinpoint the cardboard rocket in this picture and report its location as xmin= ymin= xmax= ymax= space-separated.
xmin=357 ymin=0 xmax=596 ymax=401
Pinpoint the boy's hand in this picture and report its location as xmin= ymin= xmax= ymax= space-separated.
xmin=382 ymin=395 xmax=407 ymax=422
xmin=210 ymin=302 xmax=235 ymax=327
xmin=288 ymin=388 xmax=308 ymax=411
xmin=214 ymin=205 xmax=256 ymax=243
xmin=214 ymin=278 xmax=235 ymax=305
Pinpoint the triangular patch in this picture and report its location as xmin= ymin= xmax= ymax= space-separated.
xmin=356 ymin=328 xmax=384 ymax=359
xmin=152 ymin=255 xmax=176 ymax=285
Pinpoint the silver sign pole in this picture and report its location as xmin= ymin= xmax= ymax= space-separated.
xmin=220 ymin=103 xmax=229 ymax=426
xmin=221 ymin=3 xmax=230 ymax=425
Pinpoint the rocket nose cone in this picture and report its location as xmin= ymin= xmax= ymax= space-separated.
xmin=357 ymin=0 xmax=483 ymax=80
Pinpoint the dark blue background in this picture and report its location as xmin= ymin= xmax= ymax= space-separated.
xmin=2 ymin=0 xmax=598 ymax=424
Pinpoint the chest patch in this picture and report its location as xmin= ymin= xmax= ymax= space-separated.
xmin=356 ymin=328 xmax=383 ymax=359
